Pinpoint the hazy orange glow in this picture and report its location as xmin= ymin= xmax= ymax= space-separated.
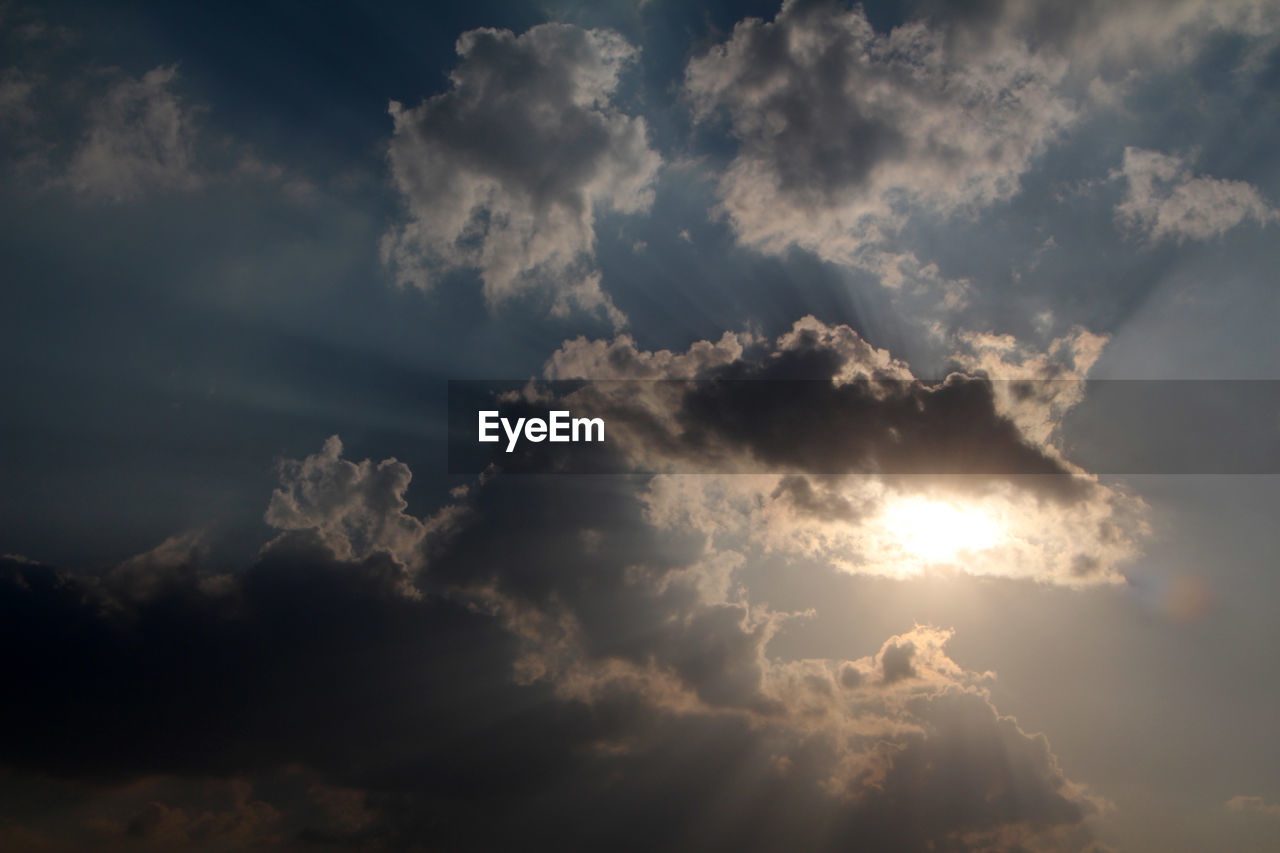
xmin=879 ymin=498 xmax=1005 ymax=565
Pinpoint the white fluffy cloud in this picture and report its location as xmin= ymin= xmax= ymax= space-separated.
xmin=382 ymin=24 xmax=662 ymax=325
xmin=1114 ymin=147 xmax=1278 ymax=244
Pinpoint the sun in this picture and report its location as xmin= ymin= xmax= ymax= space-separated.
xmin=879 ymin=497 xmax=1005 ymax=564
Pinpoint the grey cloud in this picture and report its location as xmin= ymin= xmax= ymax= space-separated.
xmin=910 ymin=0 xmax=1276 ymax=70
xmin=880 ymin=639 xmax=917 ymax=683
xmin=1226 ymin=795 xmax=1280 ymax=817
xmin=838 ymin=662 xmax=864 ymax=689
xmin=64 ymin=66 xmax=204 ymax=201
xmin=264 ymin=434 xmax=464 ymax=582
xmin=105 ymin=529 xmax=216 ymax=603
xmin=684 ymin=0 xmax=1074 ymax=264
xmin=382 ymin=23 xmax=661 ymax=325
xmin=0 ymin=67 xmax=37 ymax=125
xmin=771 ymin=475 xmax=863 ymax=522
xmin=1114 ymin=147 xmax=1278 ymax=243
xmin=683 ymin=0 xmax=1277 ymax=276
xmin=0 ymin=29 xmax=304 ymax=203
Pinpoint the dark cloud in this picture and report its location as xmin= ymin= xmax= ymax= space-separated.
xmin=678 ymin=367 xmax=1080 ymax=490
xmin=0 ymin=434 xmax=1104 ymax=851
xmin=0 ymin=546 xmax=567 ymax=785
xmin=547 ymin=316 xmax=1088 ymax=499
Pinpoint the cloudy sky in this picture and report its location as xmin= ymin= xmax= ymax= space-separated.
xmin=2 ymin=0 xmax=1279 ymax=850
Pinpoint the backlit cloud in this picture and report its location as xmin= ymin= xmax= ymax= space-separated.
xmin=684 ymin=0 xmax=1074 ymax=263
xmin=263 ymin=434 xmax=466 ymax=586
xmin=684 ymin=0 xmax=1278 ymax=275
xmin=0 ymin=431 xmax=1114 ymax=851
xmin=546 ymin=317 xmax=1146 ymax=585
xmin=382 ymin=23 xmax=662 ymax=325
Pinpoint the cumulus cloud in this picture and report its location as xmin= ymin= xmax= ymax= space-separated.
xmin=683 ymin=0 xmax=1278 ymax=278
xmin=382 ymin=23 xmax=662 ymax=325
xmin=1114 ymin=147 xmax=1278 ymax=243
xmin=543 ymin=317 xmax=1146 ymax=586
xmin=264 ymin=435 xmax=464 ymax=583
xmin=683 ymin=0 xmax=1075 ymax=264
xmin=64 ymin=65 xmax=204 ymax=201
xmin=546 ymin=329 xmax=754 ymax=380
xmin=545 ymin=315 xmax=1096 ymax=482
xmin=950 ymin=325 xmax=1110 ymax=446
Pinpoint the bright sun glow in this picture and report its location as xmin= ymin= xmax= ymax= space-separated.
xmin=880 ymin=498 xmax=1005 ymax=564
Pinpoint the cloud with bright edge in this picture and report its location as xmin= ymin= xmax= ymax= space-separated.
xmin=0 ymin=421 xmax=1122 ymax=850
xmin=264 ymin=434 xmax=466 ymax=591
xmin=545 ymin=316 xmax=1146 ymax=587
xmin=683 ymin=0 xmax=1278 ymax=274
xmin=382 ymin=23 xmax=661 ymax=327
xmin=682 ymin=0 xmax=1075 ymax=265
xmin=274 ymin=436 xmax=1114 ymax=851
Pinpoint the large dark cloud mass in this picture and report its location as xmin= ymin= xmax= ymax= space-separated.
xmin=0 ymin=431 xmax=1107 ymax=851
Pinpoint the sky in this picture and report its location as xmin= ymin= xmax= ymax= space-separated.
xmin=1 ymin=0 xmax=1279 ymax=850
